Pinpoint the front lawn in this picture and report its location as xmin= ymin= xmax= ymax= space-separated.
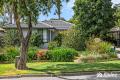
xmin=0 ymin=60 xmax=120 ymax=76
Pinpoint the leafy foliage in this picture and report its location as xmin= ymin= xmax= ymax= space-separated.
xmin=48 ymin=32 xmax=63 ymax=50
xmin=86 ymin=38 xmax=116 ymax=58
xmin=0 ymin=36 xmax=4 ymax=47
xmin=4 ymin=46 xmax=19 ymax=62
xmin=53 ymin=32 xmax=63 ymax=46
xmin=48 ymin=41 xmax=59 ymax=50
xmin=27 ymin=47 xmax=39 ymax=61
xmin=62 ymin=29 xmax=86 ymax=51
xmin=0 ymin=0 xmax=70 ymax=69
xmin=114 ymin=4 xmax=120 ymax=27
xmin=46 ymin=47 xmax=78 ymax=62
xmin=30 ymin=32 xmax=43 ymax=47
xmin=3 ymin=29 xmax=20 ymax=46
xmin=73 ymin=0 xmax=115 ymax=37
xmin=0 ymin=46 xmax=40 ymax=62
xmin=36 ymin=49 xmax=48 ymax=60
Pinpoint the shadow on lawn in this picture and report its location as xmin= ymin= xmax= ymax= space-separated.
xmin=28 ymin=62 xmax=120 ymax=74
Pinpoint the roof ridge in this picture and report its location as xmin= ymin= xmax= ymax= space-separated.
xmin=44 ymin=20 xmax=60 ymax=21
xmin=39 ymin=22 xmax=54 ymax=28
xmin=43 ymin=20 xmax=75 ymax=25
xmin=59 ymin=20 xmax=75 ymax=26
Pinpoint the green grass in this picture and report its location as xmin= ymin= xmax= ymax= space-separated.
xmin=0 ymin=60 xmax=120 ymax=76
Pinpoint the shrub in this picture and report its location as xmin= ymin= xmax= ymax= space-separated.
xmin=0 ymin=54 xmax=6 ymax=62
xmin=3 ymin=30 xmax=20 ymax=46
xmin=4 ymin=46 xmax=19 ymax=62
xmin=53 ymin=32 xmax=63 ymax=46
xmin=62 ymin=29 xmax=86 ymax=51
xmin=0 ymin=36 xmax=4 ymax=48
xmin=48 ymin=41 xmax=59 ymax=50
xmin=86 ymin=38 xmax=116 ymax=58
xmin=46 ymin=47 xmax=78 ymax=62
xmin=0 ymin=46 xmax=40 ymax=62
xmin=30 ymin=32 xmax=43 ymax=47
xmin=36 ymin=49 xmax=48 ymax=60
xmin=27 ymin=47 xmax=39 ymax=61
xmin=77 ymin=49 xmax=117 ymax=63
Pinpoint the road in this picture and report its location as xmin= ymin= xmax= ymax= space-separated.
xmin=0 ymin=74 xmax=120 ymax=80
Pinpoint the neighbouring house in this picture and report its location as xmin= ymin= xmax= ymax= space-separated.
xmin=3 ymin=20 xmax=74 ymax=48
xmin=0 ymin=28 xmax=5 ymax=36
xmin=110 ymin=27 xmax=120 ymax=46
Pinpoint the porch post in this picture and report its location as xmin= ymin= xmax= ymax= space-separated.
xmin=43 ymin=29 xmax=47 ymax=42
xmin=50 ymin=30 xmax=52 ymax=42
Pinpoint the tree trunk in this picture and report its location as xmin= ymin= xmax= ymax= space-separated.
xmin=17 ymin=40 xmax=28 ymax=70
xmin=58 ymin=14 xmax=61 ymax=20
xmin=13 ymin=1 xmax=32 ymax=70
xmin=16 ymin=15 xmax=32 ymax=70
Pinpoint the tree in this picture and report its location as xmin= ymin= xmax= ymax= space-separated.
xmin=50 ymin=17 xmax=66 ymax=21
xmin=68 ymin=18 xmax=79 ymax=24
xmin=73 ymin=0 xmax=115 ymax=37
xmin=1 ymin=0 xmax=69 ymax=70
xmin=54 ymin=0 xmax=69 ymax=19
xmin=62 ymin=29 xmax=86 ymax=51
xmin=114 ymin=4 xmax=120 ymax=27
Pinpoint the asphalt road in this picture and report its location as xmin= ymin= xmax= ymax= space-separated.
xmin=0 ymin=74 xmax=120 ymax=80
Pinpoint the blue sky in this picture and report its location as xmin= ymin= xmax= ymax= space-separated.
xmin=39 ymin=0 xmax=120 ymax=21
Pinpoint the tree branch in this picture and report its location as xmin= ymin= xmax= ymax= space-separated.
xmin=25 ymin=14 xmax=32 ymax=43
xmin=13 ymin=1 xmax=24 ymax=40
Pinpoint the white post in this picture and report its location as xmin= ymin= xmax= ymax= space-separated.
xmin=50 ymin=30 xmax=52 ymax=42
xmin=43 ymin=29 xmax=47 ymax=42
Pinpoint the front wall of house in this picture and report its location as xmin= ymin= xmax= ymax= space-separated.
xmin=51 ymin=30 xmax=58 ymax=40
xmin=4 ymin=28 xmax=65 ymax=48
xmin=0 ymin=32 xmax=4 ymax=36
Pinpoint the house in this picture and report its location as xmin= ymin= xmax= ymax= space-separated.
xmin=0 ymin=28 xmax=5 ymax=36
xmin=110 ymin=27 xmax=120 ymax=46
xmin=3 ymin=20 xmax=74 ymax=48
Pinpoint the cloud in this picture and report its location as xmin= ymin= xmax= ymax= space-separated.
xmin=66 ymin=0 xmax=75 ymax=8
xmin=60 ymin=0 xmax=75 ymax=20
xmin=112 ymin=0 xmax=120 ymax=4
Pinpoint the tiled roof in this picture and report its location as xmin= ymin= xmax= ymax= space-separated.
xmin=4 ymin=22 xmax=54 ymax=29
xmin=42 ymin=20 xmax=74 ymax=30
xmin=4 ymin=20 xmax=74 ymax=30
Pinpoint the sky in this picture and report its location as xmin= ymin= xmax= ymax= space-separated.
xmin=39 ymin=0 xmax=120 ymax=21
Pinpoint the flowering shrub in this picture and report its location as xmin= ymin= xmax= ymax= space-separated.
xmin=36 ymin=49 xmax=48 ymax=60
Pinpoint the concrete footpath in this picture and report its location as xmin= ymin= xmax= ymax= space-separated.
xmin=0 ymin=74 xmax=120 ymax=80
